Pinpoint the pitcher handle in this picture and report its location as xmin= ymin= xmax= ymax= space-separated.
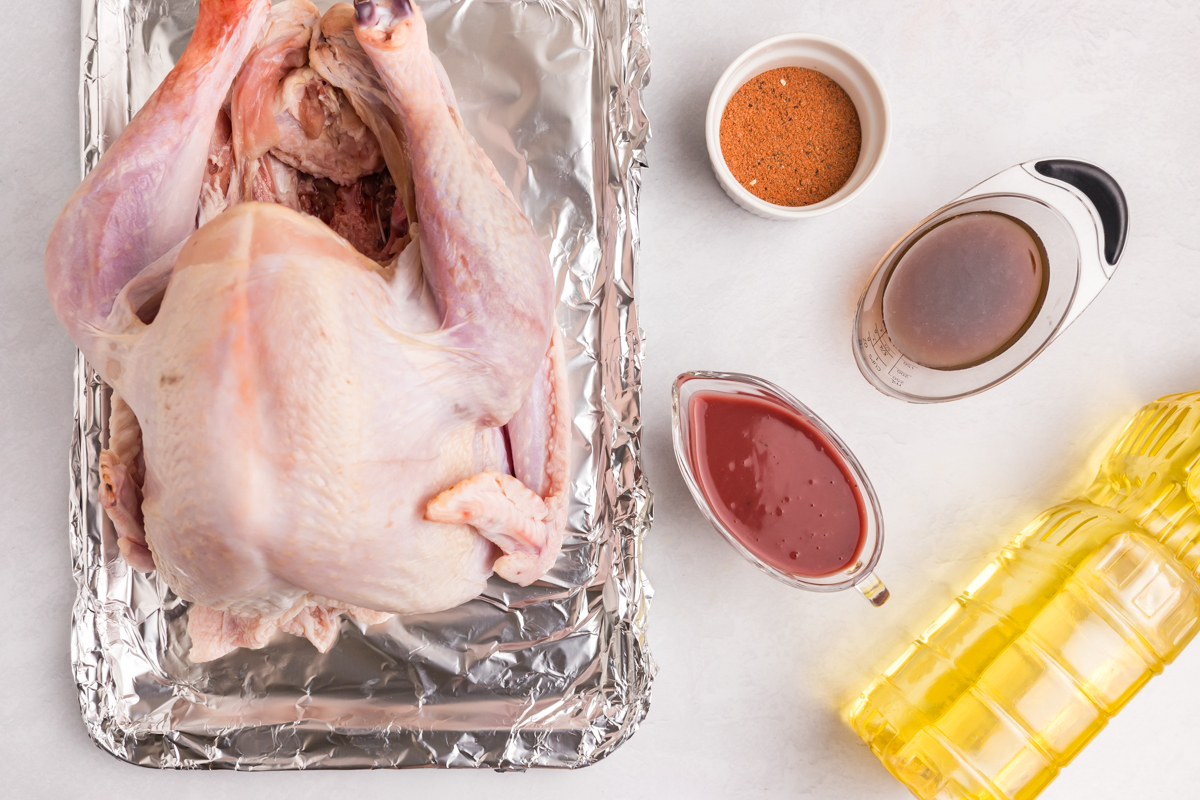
xmin=855 ymin=572 xmax=890 ymax=607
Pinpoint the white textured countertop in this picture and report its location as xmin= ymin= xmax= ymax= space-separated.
xmin=3 ymin=0 xmax=1199 ymax=797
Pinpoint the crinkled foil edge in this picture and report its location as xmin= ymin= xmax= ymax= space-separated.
xmin=70 ymin=0 xmax=654 ymax=770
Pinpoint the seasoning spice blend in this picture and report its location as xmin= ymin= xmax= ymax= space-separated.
xmin=720 ymin=67 xmax=862 ymax=207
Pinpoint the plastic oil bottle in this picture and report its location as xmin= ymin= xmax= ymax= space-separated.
xmin=847 ymin=392 xmax=1200 ymax=800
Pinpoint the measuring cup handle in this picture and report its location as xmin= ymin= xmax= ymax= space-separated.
xmin=1034 ymin=159 xmax=1129 ymax=266
xmin=855 ymin=572 xmax=890 ymax=607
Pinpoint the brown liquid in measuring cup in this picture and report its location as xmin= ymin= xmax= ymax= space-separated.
xmin=689 ymin=391 xmax=866 ymax=577
xmin=882 ymin=212 xmax=1047 ymax=370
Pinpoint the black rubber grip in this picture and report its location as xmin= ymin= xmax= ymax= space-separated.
xmin=1034 ymin=159 xmax=1128 ymax=266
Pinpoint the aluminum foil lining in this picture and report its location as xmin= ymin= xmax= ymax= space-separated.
xmin=71 ymin=0 xmax=653 ymax=770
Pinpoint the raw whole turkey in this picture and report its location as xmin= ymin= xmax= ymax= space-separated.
xmin=44 ymin=0 xmax=569 ymax=662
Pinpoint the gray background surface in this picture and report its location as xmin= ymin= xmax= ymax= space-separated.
xmin=3 ymin=0 xmax=1199 ymax=797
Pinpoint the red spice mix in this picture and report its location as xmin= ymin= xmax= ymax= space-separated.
xmin=720 ymin=67 xmax=862 ymax=207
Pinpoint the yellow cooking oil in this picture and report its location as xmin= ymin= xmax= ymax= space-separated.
xmin=847 ymin=392 xmax=1200 ymax=800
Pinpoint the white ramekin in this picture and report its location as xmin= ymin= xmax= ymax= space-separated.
xmin=705 ymin=33 xmax=891 ymax=220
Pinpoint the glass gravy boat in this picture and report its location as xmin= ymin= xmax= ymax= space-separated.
xmin=671 ymin=371 xmax=889 ymax=606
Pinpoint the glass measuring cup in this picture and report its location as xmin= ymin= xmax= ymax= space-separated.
xmin=671 ymin=371 xmax=889 ymax=606
xmin=852 ymin=158 xmax=1128 ymax=403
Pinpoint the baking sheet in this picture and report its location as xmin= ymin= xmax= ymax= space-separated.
xmin=70 ymin=0 xmax=653 ymax=769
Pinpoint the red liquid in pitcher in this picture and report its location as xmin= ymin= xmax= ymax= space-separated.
xmin=688 ymin=391 xmax=866 ymax=577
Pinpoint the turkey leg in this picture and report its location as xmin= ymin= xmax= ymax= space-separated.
xmin=45 ymin=0 xmax=270 ymax=375
xmin=352 ymin=0 xmax=555 ymax=426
